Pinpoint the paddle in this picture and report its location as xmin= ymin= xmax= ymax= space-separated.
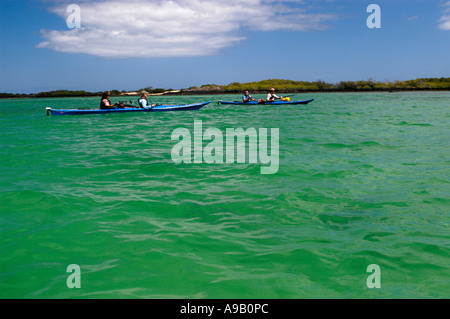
xmin=274 ymin=94 xmax=296 ymax=100
xmin=265 ymin=94 xmax=296 ymax=103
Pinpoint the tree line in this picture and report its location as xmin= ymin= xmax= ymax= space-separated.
xmin=0 ymin=87 xmax=172 ymax=98
xmin=1 ymin=78 xmax=449 ymax=98
xmin=182 ymin=78 xmax=450 ymax=93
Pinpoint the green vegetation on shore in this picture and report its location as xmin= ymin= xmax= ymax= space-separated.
xmin=0 ymin=90 xmax=104 ymax=99
xmin=1 ymin=78 xmax=449 ymax=98
xmin=182 ymin=77 xmax=450 ymax=94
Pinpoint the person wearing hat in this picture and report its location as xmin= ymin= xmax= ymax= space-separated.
xmin=138 ymin=91 xmax=156 ymax=109
xmin=266 ymin=88 xmax=283 ymax=102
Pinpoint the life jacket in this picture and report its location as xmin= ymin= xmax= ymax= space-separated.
xmin=243 ymin=95 xmax=252 ymax=102
xmin=100 ymin=99 xmax=111 ymax=109
xmin=138 ymin=97 xmax=149 ymax=108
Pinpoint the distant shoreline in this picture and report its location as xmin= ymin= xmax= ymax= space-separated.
xmin=1 ymin=88 xmax=450 ymax=99
xmin=2 ymin=77 xmax=449 ymax=98
xmin=164 ymin=88 xmax=450 ymax=96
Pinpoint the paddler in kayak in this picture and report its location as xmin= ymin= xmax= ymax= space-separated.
xmin=242 ymin=90 xmax=256 ymax=103
xmin=266 ymin=88 xmax=284 ymax=102
xmin=100 ymin=91 xmax=120 ymax=109
xmin=138 ymin=91 xmax=157 ymax=109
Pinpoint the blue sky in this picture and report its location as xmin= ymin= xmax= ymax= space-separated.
xmin=0 ymin=0 xmax=449 ymax=94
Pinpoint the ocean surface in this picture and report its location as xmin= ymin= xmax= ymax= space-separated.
xmin=0 ymin=92 xmax=449 ymax=299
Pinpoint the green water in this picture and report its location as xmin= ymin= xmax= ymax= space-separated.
xmin=1 ymin=92 xmax=449 ymax=299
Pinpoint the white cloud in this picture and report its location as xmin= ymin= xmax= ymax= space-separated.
xmin=438 ymin=1 xmax=450 ymax=30
xmin=439 ymin=15 xmax=450 ymax=30
xmin=37 ymin=0 xmax=337 ymax=58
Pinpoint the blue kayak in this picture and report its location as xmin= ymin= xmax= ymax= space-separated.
xmin=218 ymin=99 xmax=314 ymax=105
xmin=47 ymin=101 xmax=210 ymax=116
